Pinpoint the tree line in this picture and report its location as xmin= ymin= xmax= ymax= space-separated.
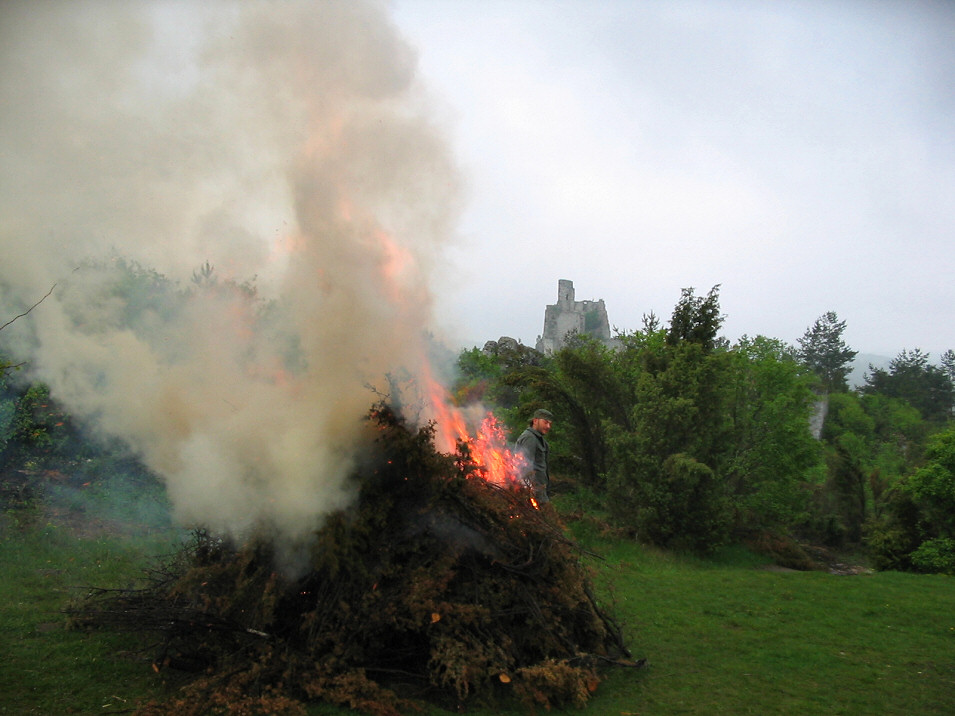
xmin=2 ymin=269 xmax=954 ymax=574
xmin=454 ymin=288 xmax=955 ymax=573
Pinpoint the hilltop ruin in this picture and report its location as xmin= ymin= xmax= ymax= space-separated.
xmin=536 ymin=280 xmax=614 ymax=353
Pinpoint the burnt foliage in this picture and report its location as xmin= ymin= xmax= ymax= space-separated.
xmin=70 ymin=405 xmax=635 ymax=715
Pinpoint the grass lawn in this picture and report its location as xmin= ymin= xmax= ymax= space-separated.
xmin=2 ymin=517 xmax=953 ymax=715
xmin=0 ymin=520 xmax=186 ymax=715
xmin=586 ymin=537 xmax=955 ymax=715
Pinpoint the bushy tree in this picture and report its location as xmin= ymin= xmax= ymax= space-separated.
xmin=904 ymin=426 xmax=955 ymax=557
xmin=869 ymin=426 xmax=955 ymax=574
xmin=723 ymin=336 xmax=820 ymax=533
xmin=545 ymin=336 xmax=628 ymax=486
xmin=666 ymin=285 xmax=724 ymax=352
xmin=815 ymin=390 xmax=927 ymax=548
xmin=860 ymin=393 xmax=928 ymax=473
xmin=604 ymin=342 xmax=734 ymax=553
xmin=606 ymin=288 xmax=734 ymax=553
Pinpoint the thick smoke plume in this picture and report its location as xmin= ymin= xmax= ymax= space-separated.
xmin=0 ymin=1 xmax=463 ymax=550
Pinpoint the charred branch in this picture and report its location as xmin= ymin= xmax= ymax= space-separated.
xmin=68 ymin=404 xmax=638 ymax=715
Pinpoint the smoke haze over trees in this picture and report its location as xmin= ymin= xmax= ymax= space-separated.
xmin=0 ymin=1 xmax=463 ymax=557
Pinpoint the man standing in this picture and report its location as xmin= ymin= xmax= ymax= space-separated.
xmin=515 ymin=408 xmax=554 ymax=504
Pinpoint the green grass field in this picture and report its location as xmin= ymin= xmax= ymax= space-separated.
xmin=2 ymin=515 xmax=953 ymax=715
xmin=584 ymin=538 xmax=955 ymax=715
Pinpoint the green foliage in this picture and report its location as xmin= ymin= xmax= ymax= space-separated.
xmin=608 ymin=318 xmax=819 ymax=554
xmin=796 ymin=311 xmax=857 ymax=392
xmin=500 ymin=358 xmax=605 ymax=487
xmin=0 ymin=378 xmax=14 ymax=455
xmin=543 ymin=336 xmax=627 ymax=486
xmin=665 ymin=285 xmax=724 ymax=351
xmin=866 ymin=425 xmax=955 ymax=573
xmin=456 ymin=339 xmax=544 ymax=414
xmin=862 ymin=348 xmax=955 ymax=423
xmin=454 ymin=347 xmax=501 ymax=405
xmin=864 ymin=511 xmax=920 ymax=572
xmin=942 ymin=349 xmax=955 ymax=384
xmin=2 ymin=382 xmax=75 ymax=468
xmin=12 ymin=384 xmax=55 ymax=449
xmin=904 ymin=426 xmax=955 ymax=555
xmin=57 ymin=257 xmax=178 ymax=340
xmin=861 ymin=392 xmax=928 ymax=458
xmin=909 ymin=538 xmax=955 ymax=574
xmin=456 ymin=346 xmax=498 ymax=378
xmin=53 ymin=258 xmax=280 ymax=378
xmin=606 ymin=334 xmax=734 ymax=553
xmin=905 ymin=427 xmax=955 ymax=531
xmin=724 ymin=336 xmax=820 ymax=531
xmin=467 ymin=288 xmax=828 ymax=556
xmin=823 ymin=392 xmax=875 ymax=441
xmin=646 ymin=453 xmax=731 ymax=553
xmin=819 ymin=394 xmax=875 ymax=544
xmin=812 ymin=391 xmax=928 ymax=548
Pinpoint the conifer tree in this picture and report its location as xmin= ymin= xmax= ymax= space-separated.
xmin=796 ymin=311 xmax=857 ymax=392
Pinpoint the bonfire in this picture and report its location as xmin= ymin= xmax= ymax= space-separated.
xmin=70 ymin=404 xmax=638 ymax=715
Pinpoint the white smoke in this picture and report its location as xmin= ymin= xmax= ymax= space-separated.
xmin=0 ymin=1 xmax=463 ymax=547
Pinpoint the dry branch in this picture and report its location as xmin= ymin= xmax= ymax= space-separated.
xmin=69 ymin=405 xmax=639 ymax=715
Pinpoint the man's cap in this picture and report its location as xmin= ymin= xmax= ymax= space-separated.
xmin=533 ymin=409 xmax=554 ymax=421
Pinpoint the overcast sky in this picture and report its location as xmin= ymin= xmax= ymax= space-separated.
xmin=391 ymin=0 xmax=955 ymax=358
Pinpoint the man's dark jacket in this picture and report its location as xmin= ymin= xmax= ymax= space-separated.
xmin=515 ymin=427 xmax=549 ymax=503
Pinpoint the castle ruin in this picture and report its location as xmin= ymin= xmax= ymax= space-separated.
xmin=535 ymin=279 xmax=613 ymax=353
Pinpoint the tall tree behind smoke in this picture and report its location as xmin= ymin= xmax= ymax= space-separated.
xmin=0 ymin=1 xmax=463 ymax=547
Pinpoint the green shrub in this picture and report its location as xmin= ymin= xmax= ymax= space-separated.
xmin=909 ymin=537 xmax=955 ymax=575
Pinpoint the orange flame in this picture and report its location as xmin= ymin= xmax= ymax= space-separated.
xmin=304 ymin=192 xmax=536 ymax=504
xmin=425 ymin=373 xmax=529 ymax=491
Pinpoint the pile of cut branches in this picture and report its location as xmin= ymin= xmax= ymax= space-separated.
xmin=69 ymin=405 xmax=637 ymax=715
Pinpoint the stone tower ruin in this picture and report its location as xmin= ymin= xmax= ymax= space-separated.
xmin=536 ymin=279 xmax=613 ymax=353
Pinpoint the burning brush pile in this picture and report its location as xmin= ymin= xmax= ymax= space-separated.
xmin=70 ymin=405 xmax=637 ymax=715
